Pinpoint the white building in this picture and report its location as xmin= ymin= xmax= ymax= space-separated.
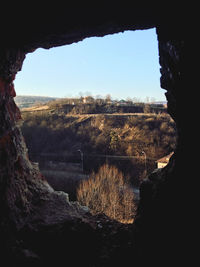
xmin=156 ymin=152 xmax=174 ymax=168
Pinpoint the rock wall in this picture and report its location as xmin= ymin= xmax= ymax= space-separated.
xmin=133 ymin=27 xmax=188 ymax=265
xmin=0 ymin=7 xmax=186 ymax=266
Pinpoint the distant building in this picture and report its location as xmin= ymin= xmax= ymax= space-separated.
xmin=117 ymin=99 xmax=130 ymax=106
xmin=156 ymin=152 xmax=174 ymax=168
xmin=161 ymin=102 xmax=167 ymax=108
xmin=83 ymin=96 xmax=94 ymax=103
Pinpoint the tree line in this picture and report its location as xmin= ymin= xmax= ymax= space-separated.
xmin=47 ymin=98 xmax=167 ymax=115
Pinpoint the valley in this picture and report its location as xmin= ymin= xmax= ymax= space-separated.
xmin=19 ymin=97 xmax=176 ymax=214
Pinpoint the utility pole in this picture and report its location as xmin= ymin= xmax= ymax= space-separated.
xmin=142 ymin=150 xmax=147 ymax=176
xmin=77 ymin=149 xmax=83 ymax=173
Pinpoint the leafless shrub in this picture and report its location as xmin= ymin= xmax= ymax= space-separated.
xmin=77 ymin=164 xmax=136 ymax=223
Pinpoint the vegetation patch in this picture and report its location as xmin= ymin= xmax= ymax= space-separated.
xmin=77 ymin=164 xmax=136 ymax=224
xmin=19 ymin=97 xmax=177 ymax=222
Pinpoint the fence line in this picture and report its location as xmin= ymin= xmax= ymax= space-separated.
xmin=30 ymin=152 xmax=157 ymax=162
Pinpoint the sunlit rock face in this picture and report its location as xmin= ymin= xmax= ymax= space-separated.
xmin=0 ymin=5 xmax=186 ymax=266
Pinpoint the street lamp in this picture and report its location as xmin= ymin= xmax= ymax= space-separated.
xmin=77 ymin=149 xmax=83 ymax=172
xmin=142 ymin=150 xmax=147 ymax=176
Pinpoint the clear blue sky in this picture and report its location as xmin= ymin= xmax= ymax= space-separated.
xmin=15 ymin=28 xmax=166 ymax=101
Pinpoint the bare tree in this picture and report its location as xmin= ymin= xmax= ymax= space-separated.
xmin=77 ymin=164 xmax=136 ymax=223
xmin=105 ymin=94 xmax=112 ymax=103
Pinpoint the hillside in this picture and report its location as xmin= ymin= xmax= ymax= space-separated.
xmin=20 ymin=99 xmax=176 ymax=193
xmin=14 ymin=95 xmax=58 ymax=109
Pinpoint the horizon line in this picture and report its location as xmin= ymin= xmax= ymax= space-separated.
xmin=15 ymin=94 xmax=166 ymax=102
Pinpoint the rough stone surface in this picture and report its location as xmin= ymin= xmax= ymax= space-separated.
xmin=0 ymin=5 xmax=188 ymax=266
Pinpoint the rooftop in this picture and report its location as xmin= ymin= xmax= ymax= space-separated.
xmin=156 ymin=152 xmax=174 ymax=163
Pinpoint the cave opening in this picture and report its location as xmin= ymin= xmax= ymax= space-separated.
xmin=0 ymin=6 xmax=185 ymax=265
xmin=14 ymin=28 xmax=177 ymax=224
